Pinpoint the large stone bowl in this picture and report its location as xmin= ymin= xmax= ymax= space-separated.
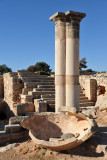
xmin=21 ymin=112 xmax=98 ymax=151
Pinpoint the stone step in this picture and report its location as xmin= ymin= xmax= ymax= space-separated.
xmin=24 ymin=82 xmax=55 ymax=87
xmin=24 ymin=83 xmax=37 ymax=89
xmin=28 ymin=91 xmax=55 ymax=98
xmin=37 ymin=85 xmax=55 ymax=89
xmin=41 ymin=94 xmax=55 ymax=99
xmin=20 ymin=94 xmax=33 ymax=103
xmin=0 ymin=131 xmax=28 ymax=146
xmin=47 ymin=102 xmax=95 ymax=111
xmin=17 ymin=71 xmax=47 ymax=77
xmin=44 ymin=100 xmax=55 ymax=104
xmin=79 ymin=96 xmax=88 ymax=100
xmin=21 ymin=75 xmax=48 ymax=78
xmin=23 ymin=79 xmax=54 ymax=83
xmin=22 ymin=77 xmax=54 ymax=82
xmin=33 ymin=88 xmax=55 ymax=92
xmin=80 ymin=102 xmax=95 ymax=107
xmin=41 ymin=98 xmax=55 ymax=101
xmin=80 ymin=93 xmax=85 ymax=96
xmin=47 ymin=104 xmax=55 ymax=112
xmin=9 ymin=116 xmax=28 ymax=125
xmin=24 ymin=79 xmax=54 ymax=83
xmin=79 ymin=99 xmax=92 ymax=103
xmin=5 ymin=124 xmax=22 ymax=133
xmin=41 ymin=94 xmax=87 ymax=99
xmin=43 ymin=99 xmax=90 ymax=104
xmin=22 ymin=88 xmax=33 ymax=94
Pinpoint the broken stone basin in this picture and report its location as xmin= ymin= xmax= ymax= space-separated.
xmin=21 ymin=112 xmax=98 ymax=151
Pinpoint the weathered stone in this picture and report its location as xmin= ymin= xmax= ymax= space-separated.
xmin=0 ymin=131 xmax=28 ymax=145
xmin=21 ymin=112 xmax=98 ymax=151
xmin=50 ymin=12 xmax=66 ymax=112
xmin=84 ymin=79 xmax=97 ymax=102
xmin=50 ymin=10 xmax=86 ymax=112
xmin=3 ymin=72 xmax=24 ymax=113
xmin=0 ymin=143 xmax=19 ymax=153
xmin=95 ymin=95 xmax=107 ymax=111
xmin=5 ymin=124 xmax=22 ymax=133
xmin=0 ymin=75 xmax=3 ymax=98
xmin=17 ymin=102 xmax=35 ymax=115
xmin=61 ymin=133 xmax=75 ymax=140
xmin=82 ymin=109 xmax=97 ymax=118
xmin=9 ymin=116 xmax=28 ymax=125
xmin=34 ymin=99 xmax=47 ymax=113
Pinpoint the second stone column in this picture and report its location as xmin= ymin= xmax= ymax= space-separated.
xmin=50 ymin=13 xmax=66 ymax=112
xmin=65 ymin=11 xmax=86 ymax=112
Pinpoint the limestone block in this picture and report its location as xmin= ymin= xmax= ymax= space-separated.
xmin=0 ymin=143 xmax=19 ymax=153
xmin=58 ymin=106 xmax=76 ymax=113
xmin=82 ymin=109 xmax=97 ymax=118
xmin=34 ymin=99 xmax=47 ymax=113
xmin=5 ymin=124 xmax=22 ymax=133
xmin=95 ymin=95 xmax=107 ymax=111
xmin=9 ymin=116 xmax=28 ymax=125
xmin=85 ymin=79 xmax=97 ymax=102
xmin=17 ymin=102 xmax=35 ymax=115
xmin=0 ymin=131 xmax=29 ymax=145
xmin=3 ymin=72 xmax=23 ymax=111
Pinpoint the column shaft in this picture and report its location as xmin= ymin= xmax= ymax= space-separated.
xmin=55 ymin=19 xmax=66 ymax=112
xmin=66 ymin=20 xmax=80 ymax=111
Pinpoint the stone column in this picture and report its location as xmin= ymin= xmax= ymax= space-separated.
xmin=65 ymin=11 xmax=86 ymax=112
xmin=50 ymin=12 xmax=66 ymax=112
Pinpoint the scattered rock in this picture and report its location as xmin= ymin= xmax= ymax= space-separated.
xmin=61 ymin=133 xmax=75 ymax=140
xmin=82 ymin=109 xmax=96 ymax=118
xmin=58 ymin=158 xmax=66 ymax=160
xmin=0 ymin=143 xmax=19 ymax=153
xmin=22 ymin=147 xmax=29 ymax=154
xmin=95 ymin=95 xmax=107 ymax=111
xmin=46 ymin=150 xmax=53 ymax=155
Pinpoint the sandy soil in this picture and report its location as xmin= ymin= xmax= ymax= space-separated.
xmin=0 ymin=111 xmax=107 ymax=160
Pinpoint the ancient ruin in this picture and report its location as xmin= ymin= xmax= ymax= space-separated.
xmin=21 ymin=111 xmax=97 ymax=151
xmin=50 ymin=11 xmax=86 ymax=112
xmin=0 ymin=9 xmax=107 ymax=159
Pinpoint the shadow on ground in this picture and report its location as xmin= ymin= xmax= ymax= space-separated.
xmin=59 ymin=131 xmax=107 ymax=158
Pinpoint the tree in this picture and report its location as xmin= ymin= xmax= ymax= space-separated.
xmin=34 ymin=62 xmax=51 ymax=73
xmin=27 ymin=65 xmax=37 ymax=72
xmin=79 ymin=57 xmax=87 ymax=71
xmin=0 ymin=64 xmax=12 ymax=75
xmin=27 ymin=62 xmax=52 ymax=74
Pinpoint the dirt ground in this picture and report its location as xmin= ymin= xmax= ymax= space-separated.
xmin=0 ymin=111 xmax=107 ymax=160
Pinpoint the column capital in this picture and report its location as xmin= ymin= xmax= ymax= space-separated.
xmin=49 ymin=12 xmax=66 ymax=22
xmin=65 ymin=10 xmax=86 ymax=22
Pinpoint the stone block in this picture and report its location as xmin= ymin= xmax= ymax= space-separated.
xmin=85 ymin=79 xmax=97 ymax=102
xmin=95 ymin=95 xmax=107 ymax=111
xmin=17 ymin=102 xmax=35 ymax=115
xmin=9 ymin=116 xmax=28 ymax=125
xmin=5 ymin=124 xmax=22 ymax=133
xmin=34 ymin=99 xmax=47 ymax=113
xmin=0 ymin=131 xmax=29 ymax=146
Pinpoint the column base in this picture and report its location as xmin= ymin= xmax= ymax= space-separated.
xmin=58 ymin=106 xmax=77 ymax=113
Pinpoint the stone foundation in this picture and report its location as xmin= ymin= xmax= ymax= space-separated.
xmin=3 ymin=72 xmax=24 ymax=112
xmin=0 ymin=75 xmax=3 ymax=98
xmin=79 ymin=73 xmax=107 ymax=96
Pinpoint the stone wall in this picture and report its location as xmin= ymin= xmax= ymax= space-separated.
xmin=3 ymin=72 xmax=24 ymax=113
xmin=0 ymin=75 xmax=3 ymax=98
xmin=79 ymin=73 xmax=107 ymax=88
xmin=79 ymin=73 xmax=107 ymax=96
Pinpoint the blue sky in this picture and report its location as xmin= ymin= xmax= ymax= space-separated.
xmin=0 ymin=0 xmax=107 ymax=72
